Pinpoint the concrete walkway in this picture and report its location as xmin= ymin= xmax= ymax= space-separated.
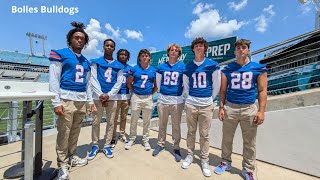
xmin=0 ymin=123 xmax=317 ymax=180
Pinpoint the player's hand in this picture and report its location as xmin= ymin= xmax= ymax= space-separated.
xmin=88 ymin=104 xmax=94 ymax=115
xmin=218 ymin=108 xmax=225 ymax=121
xmin=54 ymin=105 xmax=64 ymax=116
xmin=254 ymin=111 xmax=265 ymax=125
xmin=99 ymin=94 xmax=109 ymax=102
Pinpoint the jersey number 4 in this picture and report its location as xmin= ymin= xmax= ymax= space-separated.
xmin=104 ymin=68 xmax=113 ymax=82
xmin=231 ymin=72 xmax=253 ymax=89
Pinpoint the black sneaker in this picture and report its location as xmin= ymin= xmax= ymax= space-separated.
xmin=174 ymin=149 xmax=182 ymax=162
xmin=110 ymin=139 xmax=116 ymax=149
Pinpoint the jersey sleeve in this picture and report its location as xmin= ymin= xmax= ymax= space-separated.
xmin=253 ymin=63 xmax=268 ymax=76
xmin=49 ymin=50 xmax=62 ymax=62
xmin=128 ymin=66 xmax=136 ymax=75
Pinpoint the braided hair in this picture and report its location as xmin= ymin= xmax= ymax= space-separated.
xmin=117 ymin=49 xmax=130 ymax=61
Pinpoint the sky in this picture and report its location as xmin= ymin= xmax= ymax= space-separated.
xmin=0 ymin=0 xmax=317 ymax=66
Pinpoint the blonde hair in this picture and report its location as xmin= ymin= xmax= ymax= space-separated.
xmin=166 ymin=44 xmax=182 ymax=57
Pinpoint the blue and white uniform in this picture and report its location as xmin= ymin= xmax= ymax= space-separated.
xmin=90 ymin=57 xmax=124 ymax=100
xmin=156 ymin=61 xmax=185 ymax=104
xmin=183 ymin=58 xmax=221 ymax=106
xmin=49 ymin=48 xmax=92 ymax=107
xmin=113 ymin=64 xmax=132 ymax=100
xmin=129 ymin=64 xmax=156 ymax=95
xmin=222 ymin=61 xmax=268 ymax=104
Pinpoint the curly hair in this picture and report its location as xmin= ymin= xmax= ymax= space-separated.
xmin=66 ymin=21 xmax=89 ymax=47
xmin=191 ymin=37 xmax=208 ymax=53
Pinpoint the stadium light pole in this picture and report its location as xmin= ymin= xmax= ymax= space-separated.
xmin=26 ymin=32 xmax=47 ymax=57
xmin=299 ymin=0 xmax=320 ymax=29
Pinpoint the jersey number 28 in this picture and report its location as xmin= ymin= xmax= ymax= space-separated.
xmin=231 ymin=72 xmax=253 ymax=89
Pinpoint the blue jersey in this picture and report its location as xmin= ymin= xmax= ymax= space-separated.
xmin=157 ymin=61 xmax=185 ymax=96
xmin=118 ymin=64 xmax=132 ymax=95
xmin=49 ymin=48 xmax=90 ymax=92
xmin=184 ymin=58 xmax=219 ymax=98
xmin=129 ymin=65 xmax=156 ymax=95
xmin=222 ymin=61 xmax=268 ymax=104
xmin=91 ymin=57 xmax=124 ymax=93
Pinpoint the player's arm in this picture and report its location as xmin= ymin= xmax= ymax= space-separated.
xmin=182 ymin=74 xmax=189 ymax=97
xmin=255 ymin=72 xmax=268 ymax=125
xmin=218 ymin=72 xmax=228 ymax=121
xmin=152 ymin=78 xmax=158 ymax=94
xmin=156 ymin=72 xmax=162 ymax=93
xmin=107 ymin=69 xmax=124 ymax=97
xmin=49 ymin=61 xmax=65 ymax=116
xmin=90 ymin=63 xmax=104 ymax=100
xmin=86 ymin=71 xmax=94 ymax=114
xmin=127 ymin=75 xmax=134 ymax=91
xmin=49 ymin=61 xmax=62 ymax=107
xmin=212 ymin=69 xmax=221 ymax=100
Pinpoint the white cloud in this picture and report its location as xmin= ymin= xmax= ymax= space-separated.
xmin=85 ymin=19 xmax=109 ymax=41
xmin=104 ymin=23 xmax=127 ymax=43
xmin=185 ymin=3 xmax=245 ymax=38
xmin=255 ymin=15 xmax=268 ymax=33
xmin=83 ymin=18 xmax=143 ymax=57
xmin=228 ymin=0 xmax=248 ymax=11
xmin=254 ymin=4 xmax=275 ymax=33
xmin=192 ymin=3 xmax=213 ymax=14
xmin=83 ymin=39 xmax=103 ymax=57
xmin=124 ymin=30 xmax=143 ymax=42
xmin=263 ymin=4 xmax=275 ymax=16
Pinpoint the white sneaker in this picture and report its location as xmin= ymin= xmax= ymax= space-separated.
xmin=201 ymin=159 xmax=212 ymax=177
xmin=120 ymin=135 xmax=128 ymax=143
xmin=70 ymin=155 xmax=88 ymax=167
xmin=144 ymin=141 xmax=151 ymax=151
xmin=181 ymin=155 xmax=194 ymax=169
xmin=125 ymin=140 xmax=135 ymax=150
xmin=56 ymin=166 xmax=69 ymax=180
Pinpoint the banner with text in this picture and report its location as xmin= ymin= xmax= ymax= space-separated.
xmin=150 ymin=36 xmax=236 ymax=68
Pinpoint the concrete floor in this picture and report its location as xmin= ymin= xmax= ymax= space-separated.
xmin=0 ymin=123 xmax=318 ymax=180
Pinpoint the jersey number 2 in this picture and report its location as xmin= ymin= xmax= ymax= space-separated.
xmin=75 ymin=64 xmax=84 ymax=83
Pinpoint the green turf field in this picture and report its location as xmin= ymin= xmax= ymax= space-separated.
xmin=0 ymin=100 xmax=55 ymax=133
